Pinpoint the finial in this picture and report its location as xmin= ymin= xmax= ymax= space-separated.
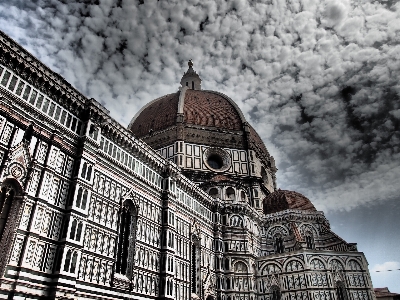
xmin=188 ymin=59 xmax=193 ymax=68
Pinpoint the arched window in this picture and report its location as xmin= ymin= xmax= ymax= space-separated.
xmin=0 ymin=186 xmax=15 ymax=239
xmin=69 ymin=220 xmax=77 ymax=240
xmin=70 ymin=252 xmax=78 ymax=273
xmin=275 ymin=235 xmax=285 ymax=254
xmin=86 ymin=165 xmax=92 ymax=181
xmin=76 ymin=222 xmax=83 ymax=241
xmin=63 ymin=250 xmax=78 ymax=273
xmin=81 ymin=190 xmax=88 ymax=210
xmin=191 ymin=235 xmax=200 ymax=294
xmin=226 ymin=187 xmax=235 ymax=200
xmin=305 ymin=232 xmax=314 ymax=249
xmin=240 ymin=191 xmax=246 ymax=202
xmin=116 ymin=200 xmax=139 ymax=277
xmin=209 ymin=188 xmax=218 ymax=198
xmin=63 ymin=250 xmax=72 ymax=272
xmin=336 ymin=281 xmax=348 ymax=300
xmin=76 ymin=187 xmax=83 ymax=208
xmin=81 ymin=162 xmax=87 ymax=178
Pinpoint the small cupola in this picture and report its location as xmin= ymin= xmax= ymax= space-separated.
xmin=180 ymin=59 xmax=202 ymax=90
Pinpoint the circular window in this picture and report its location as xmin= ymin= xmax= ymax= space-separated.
xmin=203 ymin=147 xmax=231 ymax=172
xmin=207 ymin=154 xmax=224 ymax=169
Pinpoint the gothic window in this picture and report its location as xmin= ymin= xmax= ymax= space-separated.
xmin=69 ymin=219 xmax=83 ymax=242
xmin=80 ymin=162 xmax=93 ymax=181
xmin=86 ymin=165 xmax=92 ymax=181
xmin=275 ymin=234 xmax=285 ymax=254
xmin=76 ymin=188 xmax=82 ymax=207
xmin=0 ymin=181 xmax=23 ymax=273
xmin=116 ymin=200 xmax=139 ymax=276
xmin=81 ymin=162 xmax=87 ymax=179
xmin=191 ymin=235 xmax=200 ymax=294
xmin=0 ymin=186 xmax=15 ymax=239
xmin=63 ymin=249 xmax=78 ymax=273
xmin=336 ymin=281 xmax=348 ymax=300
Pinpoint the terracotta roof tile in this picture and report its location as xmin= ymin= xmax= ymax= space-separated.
xmin=130 ymin=92 xmax=179 ymax=137
xmin=183 ymin=90 xmax=242 ymax=131
xmin=263 ymin=190 xmax=317 ymax=214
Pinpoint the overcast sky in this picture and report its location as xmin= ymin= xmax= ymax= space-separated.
xmin=1 ymin=0 xmax=399 ymax=292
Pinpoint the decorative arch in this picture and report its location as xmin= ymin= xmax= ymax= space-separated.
xmin=0 ymin=178 xmax=24 ymax=275
xmin=234 ymin=261 xmax=248 ymax=273
xmin=266 ymin=225 xmax=289 ymax=239
xmin=284 ymin=259 xmax=304 ymax=272
xmin=229 ymin=215 xmax=244 ymax=227
xmin=347 ymin=259 xmax=363 ymax=271
xmin=309 ymin=258 xmax=326 ymax=270
xmin=261 ymin=263 xmax=282 ymax=275
xmin=329 ymin=259 xmax=344 ymax=271
xmin=299 ymin=223 xmax=318 ymax=237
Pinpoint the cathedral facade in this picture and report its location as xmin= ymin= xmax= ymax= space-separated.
xmin=0 ymin=30 xmax=375 ymax=300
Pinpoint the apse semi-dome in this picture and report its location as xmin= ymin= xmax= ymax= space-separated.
xmin=263 ymin=190 xmax=317 ymax=214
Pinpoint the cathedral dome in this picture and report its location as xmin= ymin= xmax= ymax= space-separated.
xmin=263 ymin=190 xmax=317 ymax=214
xmin=128 ymin=62 xmax=272 ymax=166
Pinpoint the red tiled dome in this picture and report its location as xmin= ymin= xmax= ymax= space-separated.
xmin=128 ymin=89 xmax=271 ymax=161
xmin=128 ymin=63 xmax=275 ymax=171
xmin=263 ymin=190 xmax=316 ymax=214
xmin=129 ymin=89 xmax=244 ymax=136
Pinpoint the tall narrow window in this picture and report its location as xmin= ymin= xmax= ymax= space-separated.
xmin=191 ymin=235 xmax=200 ymax=294
xmin=271 ymin=285 xmax=281 ymax=300
xmin=275 ymin=235 xmax=285 ymax=254
xmin=69 ymin=220 xmax=77 ymax=240
xmin=81 ymin=162 xmax=87 ymax=178
xmin=76 ymin=187 xmax=83 ymax=208
xmin=116 ymin=200 xmax=138 ymax=277
xmin=0 ymin=186 xmax=14 ymax=239
xmin=63 ymin=250 xmax=72 ymax=272
xmin=192 ymin=81 xmax=194 ymax=89
xmin=0 ymin=181 xmax=23 ymax=274
xmin=336 ymin=281 xmax=348 ymax=300
xmin=86 ymin=166 xmax=92 ymax=181
xmin=81 ymin=190 xmax=88 ymax=210
xmin=305 ymin=232 xmax=314 ymax=249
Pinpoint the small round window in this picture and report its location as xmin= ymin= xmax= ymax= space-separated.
xmin=207 ymin=154 xmax=224 ymax=169
xmin=203 ymin=147 xmax=231 ymax=172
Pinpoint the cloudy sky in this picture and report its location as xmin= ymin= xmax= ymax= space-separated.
xmin=1 ymin=0 xmax=399 ymax=292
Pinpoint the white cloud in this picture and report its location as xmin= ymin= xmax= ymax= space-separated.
xmin=371 ymin=261 xmax=400 ymax=273
xmin=0 ymin=0 xmax=399 ymax=213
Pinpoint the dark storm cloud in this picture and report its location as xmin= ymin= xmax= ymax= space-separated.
xmin=1 ymin=0 xmax=400 ymax=211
